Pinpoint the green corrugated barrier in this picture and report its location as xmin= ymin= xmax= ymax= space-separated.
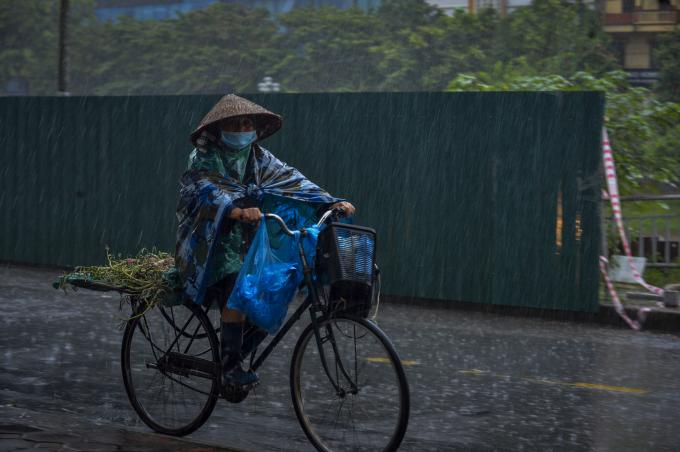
xmin=0 ymin=92 xmax=604 ymax=312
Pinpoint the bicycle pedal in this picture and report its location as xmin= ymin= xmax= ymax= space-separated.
xmin=223 ymin=379 xmax=259 ymax=391
xmin=239 ymin=381 xmax=259 ymax=391
xmin=221 ymin=382 xmax=255 ymax=404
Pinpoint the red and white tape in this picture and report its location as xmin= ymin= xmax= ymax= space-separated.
xmin=602 ymin=129 xmax=664 ymax=295
xmin=600 ymin=128 xmax=662 ymax=329
xmin=599 ymin=256 xmax=648 ymax=331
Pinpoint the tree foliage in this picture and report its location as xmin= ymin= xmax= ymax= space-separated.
xmin=0 ymin=0 xmax=97 ymax=94
xmin=0 ymin=0 xmax=619 ymax=95
xmin=273 ymin=7 xmax=384 ymax=92
xmin=0 ymin=0 xmax=58 ymax=94
xmin=71 ymin=4 xmax=277 ymax=94
xmin=448 ymin=70 xmax=680 ymax=192
xmin=502 ymin=0 xmax=617 ymax=75
xmin=655 ymin=28 xmax=680 ymax=103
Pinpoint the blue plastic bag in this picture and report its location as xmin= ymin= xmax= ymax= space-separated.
xmin=226 ymin=219 xmax=302 ymax=334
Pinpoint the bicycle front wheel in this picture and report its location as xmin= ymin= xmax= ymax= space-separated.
xmin=290 ymin=315 xmax=410 ymax=452
xmin=121 ymin=301 xmax=220 ymax=436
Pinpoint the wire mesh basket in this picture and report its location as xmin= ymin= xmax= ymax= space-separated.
xmin=316 ymin=223 xmax=376 ymax=317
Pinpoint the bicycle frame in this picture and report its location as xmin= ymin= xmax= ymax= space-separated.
xmin=250 ymin=222 xmax=356 ymax=394
xmin=246 ymin=215 xmax=357 ymax=394
xmin=144 ymin=210 xmax=357 ymax=394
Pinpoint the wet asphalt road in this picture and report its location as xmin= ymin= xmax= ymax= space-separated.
xmin=2 ymin=263 xmax=680 ymax=451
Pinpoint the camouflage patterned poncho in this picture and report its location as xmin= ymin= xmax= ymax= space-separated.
xmin=175 ymin=139 xmax=342 ymax=306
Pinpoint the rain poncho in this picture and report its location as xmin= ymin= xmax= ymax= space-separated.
xmin=175 ymin=137 xmax=342 ymax=307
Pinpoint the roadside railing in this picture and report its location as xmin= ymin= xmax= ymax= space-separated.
xmin=605 ymin=195 xmax=680 ymax=268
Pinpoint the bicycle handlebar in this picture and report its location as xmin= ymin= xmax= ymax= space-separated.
xmin=264 ymin=208 xmax=346 ymax=237
xmin=316 ymin=209 xmax=336 ymax=226
xmin=263 ymin=213 xmax=295 ymax=236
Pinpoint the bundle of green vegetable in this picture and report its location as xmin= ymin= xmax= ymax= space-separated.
xmin=54 ymin=248 xmax=183 ymax=318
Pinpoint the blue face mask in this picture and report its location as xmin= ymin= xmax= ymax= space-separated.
xmin=220 ymin=130 xmax=257 ymax=150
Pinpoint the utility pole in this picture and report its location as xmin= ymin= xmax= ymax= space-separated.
xmin=58 ymin=0 xmax=70 ymax=95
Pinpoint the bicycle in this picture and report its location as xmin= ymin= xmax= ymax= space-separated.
xmin=118 ymin=209 xmax=410 ymax=451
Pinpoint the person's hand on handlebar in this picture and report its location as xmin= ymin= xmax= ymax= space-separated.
xmin=229 ymin=207 xmax=262 ymax=224
xmin=329 ymin=201 xmax=355 ymax=216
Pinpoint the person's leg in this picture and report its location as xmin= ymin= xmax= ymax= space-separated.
xmin=220 ymin=308 xmax=244 ymax=367
xmin=221 ymin=307 xmax=245 ymax=323
xmin=218 ymin=277 xmax=258 ymax=386
xmin=241 ymin=319 xmax=268 ymax=358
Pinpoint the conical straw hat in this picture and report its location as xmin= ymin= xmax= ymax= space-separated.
xmin=190 ymin=94 xmax=282 ymax=145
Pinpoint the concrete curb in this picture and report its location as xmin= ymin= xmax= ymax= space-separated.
xmin=382 ymin=295 xmax=680 ymax=334
xmin=6 ymin=260 xmax=678 ymax=334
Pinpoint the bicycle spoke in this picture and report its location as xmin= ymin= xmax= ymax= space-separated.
xmin=292 ymin=316 xmax=408 ymax=451
xmin=350 ymin=396 xmax=360 ymax=445
xmin=169 ymin=307 xmax=180 ymax=353
xmin=182 ymin=320 xmax=203 ymax=355
xmin=138 ymin=316 xmax=211 ymax=362
xmin=330 ymin=397 xmax=346 ymax=437
xmin=123 ymin=303 xmax=219 ymax=435
xmin=317 ymin=395 xmax=342 ymax=430
xmin=353 ymin=324 xmax=360 ymax=387
xmin=141 ymin=315 xmax=159 ymax=361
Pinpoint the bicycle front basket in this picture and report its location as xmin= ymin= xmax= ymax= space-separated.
xmin=316 ymin=223 xmax=376 ymax=316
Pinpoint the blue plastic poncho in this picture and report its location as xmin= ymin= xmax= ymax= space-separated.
xmin=175 ymin=138 xmax=342 ymax=307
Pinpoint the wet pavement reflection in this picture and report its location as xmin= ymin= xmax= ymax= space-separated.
xmin=1 ymin=264 xmax=679 ymax=451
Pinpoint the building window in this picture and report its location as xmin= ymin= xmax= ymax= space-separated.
xmin=622 ymin=0 xmax=635 ymax=13
xmin=613 ymin=39 xmax=626 ymax=67
xmin=625 ymin=35 xmax=651 ymax=70
xmin=649 ymin=36 xmax=659 ymax=70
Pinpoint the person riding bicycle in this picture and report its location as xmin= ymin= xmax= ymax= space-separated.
xmin=175 ymin=94 xmax=354 ymax=388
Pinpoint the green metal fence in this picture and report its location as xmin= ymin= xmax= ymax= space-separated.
xmin=0 ymin=92 xmax=604 ymax=311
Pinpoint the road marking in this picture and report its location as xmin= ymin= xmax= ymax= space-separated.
xmin=570 ymin=382 xmax=648 ymax=394
xmin=366 ymin=357 xmax=418 ymax=366
xmin=458 ymin=369 xmax=488 ymax=376
xmin=458 ymin=370 xmax=649 ymax=395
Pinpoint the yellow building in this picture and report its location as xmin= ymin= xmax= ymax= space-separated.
xmin=604 ymin=0 xmax=680 ymax=85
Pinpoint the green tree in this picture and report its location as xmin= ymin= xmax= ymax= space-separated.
xmin=273 ymin=7 xmax=384 ymax=92
xmin=0 ymin=0 xmax=623 ymax=95
xmin=71 ymin=3 xmax=277 ymax=95
xmin=502 ymin=0 xmax=618 ymax=76
xmin=434 ymin=9 xmax=504 ymax=86
xmin=0 ymin=0 xmax=58 ymax=95
xmin=655 ymin=29 xmax=680 ymax=102
xmin=448 ymin=70 xmax=680 ymax=193
xmin=349 ymin=0 xmax=617 ymax=91
xmin=371 ymin=0 xmax=450 ymax=90
xmin=375 ymin=0 xmax=441 ymax=29
xmin=0 ymin=0 xmax=96 ymax=95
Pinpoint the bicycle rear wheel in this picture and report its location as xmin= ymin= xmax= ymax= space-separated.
xmin=121 ymin=301 xmax=220 ymax=436
xmin=290 ymin=315 xmax=410 ymax=452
